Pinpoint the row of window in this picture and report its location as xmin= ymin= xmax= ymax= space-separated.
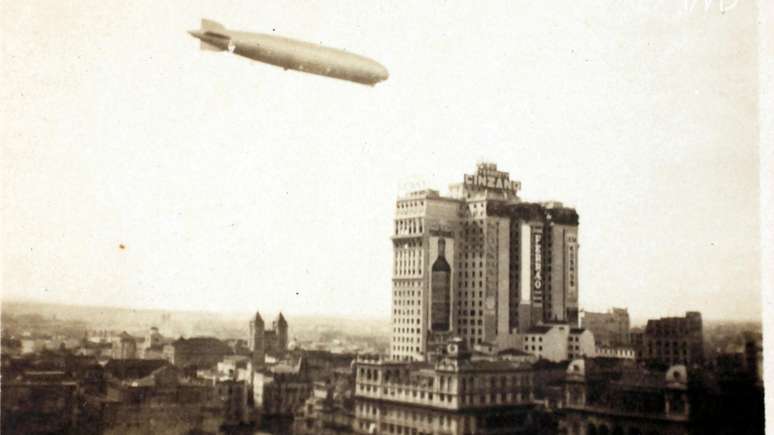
xmin=391 ymin=345 xmax=421 ymax=354
xmin=394 ymin=218 xmax=424 ymax=235
xmin=458 ymin=318 xmax=483 ymax=326
xmin=393 ymin=298 xmax=419 ymax=307
xmin=458 ymin=328 xmax=483 ymax=337
xmin=394 ymin=246 xmax=423 ymax=277
xmin=393 ymin=316 xmax=420 ymax=325
xmin=395 ymin=200 xmax=425 ymax=210
xmin=356 ymin=404 xmax=454 ymax=428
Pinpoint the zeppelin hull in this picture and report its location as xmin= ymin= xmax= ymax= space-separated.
xmin=188 ymin=21 xmax=388 ymax=86
xmin=234 ymin=34 xmax=388 ymax=85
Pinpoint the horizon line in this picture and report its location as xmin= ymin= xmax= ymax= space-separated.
xmin=1 ymin=296 xmax=762 ymax=324
xmin=0 ymin=296 xmax=392 ymax=321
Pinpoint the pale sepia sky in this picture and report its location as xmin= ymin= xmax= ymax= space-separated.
xmin=1 ymin=0 xmax=761 ymax=321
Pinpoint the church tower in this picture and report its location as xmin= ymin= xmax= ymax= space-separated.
xmin=249 ymin=311 xmax=265 ymax=370
xmin=276 ymin=312 xmax=288 ymax=354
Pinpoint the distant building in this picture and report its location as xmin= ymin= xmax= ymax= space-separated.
xmin=1 ymin=337 xmax=22 ymax=357
xmin=18 ymin=335 xmax=78 ymax=354
xmin=75 ymin=334 xmax=113 ymax=359
xmin=1 ymin=374 xmax=80 ymax=434
xmin=468 ymin=342 xmax=538 ymax=365
xmin=295 ymin=349 xmax=356 ymax=381
xmin=99 ymin=359 xmax=226 ymax=434
xmin=559 ymin=359 xmax=691 ymax=435
xmin=215 ymin=379 xmax=252 ymax=427
xmin=217 ymin=355 xmax=252 ymax=382
xmin=521 ymin=323 xmax=595 ymax=362
xmin=20 ymin=337 xmax=47 ymax=355
xmin=744 ymin=334 xmax=763 ymax=385
xmin=225 ymin=338 xmax=251 ymax=355
xmin=164 ymin=336 xmax=233 ymax=369
xmin=138 ymin=326 xmax=170 ymax=359
xmin=254 ymin=357 xmax=313 ymax=416
xmin=103 ymin=358 xmax=169 ymax=381
xmin=630 ymin=326 xmax=645 ymax=352
xmin=581 ymin=308 xmax=630 ymax=347
xmin=112 ymin=331 xmax=138 ymax=359
xmin=632 ymin=312 xmax=704 ymax=367
xmin=249 ymin=311 xmax=289 ymax=370
xmin=353 ymin=343 xmax=537 ymax=434
xmin=294 ymin=379 xmax=355 ymax=435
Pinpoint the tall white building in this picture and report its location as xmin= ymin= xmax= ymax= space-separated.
xmin=390 ymin=163 xmax=580 ymax=361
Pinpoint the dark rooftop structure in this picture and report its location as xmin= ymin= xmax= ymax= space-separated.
xmin=104 ymin=359 xmax=170 ymax=380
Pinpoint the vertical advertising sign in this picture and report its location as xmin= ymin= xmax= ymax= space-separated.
xmin=484 ymin=221 xmax=498 ymax=338
xmin=531 ymin=226 xmax=544 ymax=308
xmin=519 ymin=223 xmax=531 ymax=304
xmin=565 ymin=233 xmax=578 ymax=305
xmin=429 ymin=233 xmax=454 ymax=332
xmin=485 ymin=221 xmax=498 ymax=304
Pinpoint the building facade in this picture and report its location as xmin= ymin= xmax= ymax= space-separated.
xmin=112 ymin=332 xmax=138 ymax=360
xmin=521 ymin=324 xmax=595 ymax=362
xmin=391 ymin=162 xmax=580 ymax=361
xmin=294 ymin=379 xmax=355 ymax=435
xmin=99 ymin=361 xmax=227 ymax=434
xmin=632 ymin=312 xmax=704 ymax=367
xmin=354 ymin=345 xmax=537 ymax=435
xmin=559 ymin=359 xmax=692 ymax=435
xmin=253 ymin=358 xmax=313 ymax=416
xmin=1 ymin=378 xmax=80 ymax=434
xmin=163 ymin=336 xmax=233 ymax=369
xmin=581 ymin=308 xmax=630 ymax=347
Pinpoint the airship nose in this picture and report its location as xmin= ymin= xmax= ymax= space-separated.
xmin=188 ymin=30 xmax=203 ymax=39
xmin=376 ymin=64 xmax=390 ymax=81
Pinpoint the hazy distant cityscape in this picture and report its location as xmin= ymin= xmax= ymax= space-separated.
xmin=0 ymin=297 xmax=765 ymax=434
xmin=1 ymin=163 xmax=765 ymax=435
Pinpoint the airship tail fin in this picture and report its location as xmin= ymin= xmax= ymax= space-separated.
xmin=198 ymin=19 xmax=227 ymax=51
xmin=200 ymin=40 xmax=224 ymax=51
xmin=201 ymin=19 xmax=226 ymax=33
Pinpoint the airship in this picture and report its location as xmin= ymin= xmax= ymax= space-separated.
xmin=188 ymin=19 xmax=389 ymax=86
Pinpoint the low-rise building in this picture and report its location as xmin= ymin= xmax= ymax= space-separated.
xmin=559 ymin=359 xmax=691 ymax=435
xmin=75 ymin=339 xmax=113 ymax=359
xmin=137 ymin=326 xmax=173 ymax=360
xmin=294 ymin=380 xmax=355 ymax=434
xmin=632 ymin=312 xmax=704 ymax=368
xmin=1 ymin=374 xmax=80 ymax=434
xmin=217 ymin=354 xmax=252 ymax=382
xmin=111 ymin=332 xmax=139 ymax=360
xmin=353 ymin=343 xmax=537 ymax=435
xmin=294 ymin=349 xmax=355 ymax=381
xmin=581 ymin=308 xmax=630 ymax=347
xmin=20 ymin=337 xmax=46 ymax=355
xmin=521 ymin=323 xmax=595 ymax=362
xmin=215 ymin=379 xmax=252 ymax=427
xmin=98 ymin=359 xmax=226 ymax=434
xmin=164 ymin=336 xmax=233 ymax=370
xmin=254 ymin=357 xmax=313 ymax=416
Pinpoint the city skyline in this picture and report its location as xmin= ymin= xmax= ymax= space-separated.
xmin=2 ymin=1 xmax=762 ymax=321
